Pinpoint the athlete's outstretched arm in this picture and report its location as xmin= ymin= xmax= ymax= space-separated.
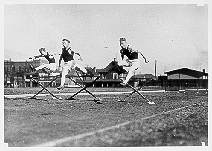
xmin=138 ymin=52 xmax=149 ymax=63
xmin=74 ymin=52 xmax=83 ymax=61
xmin=34 ymin=54 xmax=44 ymax=59
xmin=74 ymin=52 xmax=80 ymax=56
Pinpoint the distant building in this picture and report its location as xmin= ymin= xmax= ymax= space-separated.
xmin=157 ymin=75 xmax=168 ymax=87
xmin=5 ymin=58 xmax=166 ymax=88
xmin=4 ymin=59 xmax=48 ymax=88
xmin=164 ymin=68 xmax=208 ymax=89
xmin=76 ymin=62 xmax=128 ymax=87
xmin=165 ymin=68 xmax=208 ymax=79
xmin=95 ymin=68 xmax=126 ymax=87
xmin=129 ymin=74 xmax=155 ymax=87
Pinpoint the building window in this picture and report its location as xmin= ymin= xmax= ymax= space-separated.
xmin=12 ymin=66 xmax=15 ymax=72
xmin=113 ymin=73 xmax=118 ymax=79
xmin=101 ymin=74 xmax=104 ymax=79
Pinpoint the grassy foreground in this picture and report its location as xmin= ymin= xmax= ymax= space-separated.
xmin=4 ymin=88 xmax=208 ymax=147
xmin=38 ymin=102 xmax=208 ymax=147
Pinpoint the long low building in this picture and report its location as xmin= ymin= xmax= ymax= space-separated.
xmin=164 ymin=68 xmax=208 ymax=89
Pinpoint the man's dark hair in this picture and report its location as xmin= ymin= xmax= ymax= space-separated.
xmin=120 ymin=38 xmax=126 ymax=42
xmin=62 ymin=39 xmax=70 ymax=43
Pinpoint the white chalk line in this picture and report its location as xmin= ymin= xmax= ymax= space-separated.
xmin=4 ymin=90 xmax=165 ymax=99
xmin=32 ymin=104 xmax=193 ymax=147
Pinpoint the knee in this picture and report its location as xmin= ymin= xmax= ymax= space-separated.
xmin=128 ymin=70 xmax=134 ymax=74
xmin=62 ymin=68 xmax=68 ymax=75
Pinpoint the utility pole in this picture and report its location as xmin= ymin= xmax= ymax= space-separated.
xmin=155 ymin=60 xmax=157 ymax=79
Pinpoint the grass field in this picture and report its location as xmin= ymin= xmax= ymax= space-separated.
xmin=4 ymin=88 xmax=208 ymax=147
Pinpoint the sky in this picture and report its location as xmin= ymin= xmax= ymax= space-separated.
xmin=4 ymin=3 xmax=208 ymax=76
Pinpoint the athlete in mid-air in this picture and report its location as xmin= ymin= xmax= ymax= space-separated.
xmin=57 ymin=39 xmax=93 ymax=90
xmin=30 ymin=48 xmax=57 ymax=74
xmin=118 ymin=37 xmax=149 ymax=86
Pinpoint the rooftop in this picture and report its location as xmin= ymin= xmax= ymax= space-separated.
xmin=164 ymin=68 xmax=208 ymax=78
xmin=131 ymin=74 xmax=155 ymax=79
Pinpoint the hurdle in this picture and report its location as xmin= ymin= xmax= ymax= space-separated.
xmin=65 ymin=71 xmax=102 ymax=104
xmin=120 ymin=85 xmax=143 ymax=100
xmin=118 ymin=82 xmax=155 ymax=104
xmin=28 ymin=73 xmax=61 ymax=100
xmin=27 ymin=68 xmax=102 ymax=103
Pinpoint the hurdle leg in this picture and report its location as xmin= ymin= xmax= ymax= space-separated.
xmin=126 ymin=83 xmax=148 ymax=100
xmin=29 ymin=86 xmax=45 ymax=99
xmin=69 ymin=77 xmax=101 ymax=101
xmin=67 ymin=77 xmax=99 ymax=99
xmin=28 ymin=78 xmax=46 ymax=99
xmin=29 ymin=77 xmax=60 ymax=99
xmin=120 ymin=86 xmax=142 ymax=101
xmin=75 ymin=72 xmax=101 ymax=101
xmin=36 ymin=76 xmax=60 ymax=99
xmin=120 ymin=83 xmax=155 ymax=104
xmin=67 ymin=77 xmax=101 ymax=102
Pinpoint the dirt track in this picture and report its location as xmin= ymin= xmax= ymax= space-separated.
xmin=4 ymin=89 xmax=208 ymax=147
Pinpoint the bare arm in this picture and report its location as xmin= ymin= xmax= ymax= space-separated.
xmin=70 ymin=49 xmax=83 ymax=61
xmin=75 ymin=52 xmax=83 ymax=61
xmin=120 ymin=49 xmax=124 ymax=60
xmin=138 ymin=52 xmax=149 ymax=63
xmin=34 ymin=54 xmax=44 ymax=59
xmin=74 ymin=52 xmax=82 ymax=58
